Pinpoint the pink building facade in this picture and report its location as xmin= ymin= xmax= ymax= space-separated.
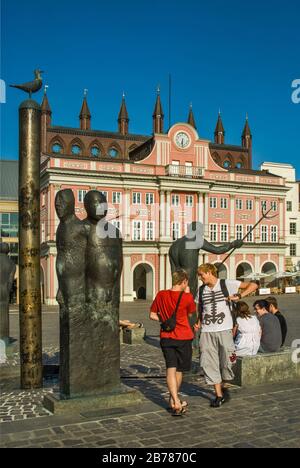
xmin=40 ymin=123 xmax=288 ymax=304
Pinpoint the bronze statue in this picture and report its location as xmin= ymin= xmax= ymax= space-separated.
xmin=169 ymin=222 xmax=243 ymax=297
xmin=10 ymin=69 xmax=43 ymax=99
xmin=55 ymin=189 xmax=88 ymax=309
xmin=84 ymin=190 xmax=123 ymax=316
xmin=55 ymin=189 xmax=89 ymax=397
xmin=55 ymin=189 xmax=123 ymax=397
xmin=82 ymin=191 xmax=123 ymax=393
xmin=0 ymin=243 xmax=16 ymax=342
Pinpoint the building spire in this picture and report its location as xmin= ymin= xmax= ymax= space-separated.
xmin=242 ymin=114 xmax=252 ymax=146
xmin=41 ymin=85 xmax=51 ymax=114
xmin=41 ymin=85 xmax=52 ymax=152
xmin=153 ymin=86 xmax=164 ymax=134
xmin=79 ymin=90 xmax=91 ymax=130
xmin=187 ymin=103 xmax=197 ymax=129
xmin=214 ymin=111 xmax=225 ymax=144
xmin=242 ymin=114 xmax=251 ymax=137
xmin=118 ymin=93 xmax=129 ymax=135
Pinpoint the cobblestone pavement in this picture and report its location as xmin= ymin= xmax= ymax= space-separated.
xmin=0 ymin=340 xmax=200 ymax=423
xmin=0 ymin=380 xmax=299 ymax=448
xmin=1 ymin=295 xmax=300 ymax=448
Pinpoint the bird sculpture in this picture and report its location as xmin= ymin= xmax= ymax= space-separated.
xmin=10 ymin=69 xmax=43 ymax=98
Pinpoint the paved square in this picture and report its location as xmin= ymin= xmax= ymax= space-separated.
xmin=1 ymin=294 xmax=300 ymax=448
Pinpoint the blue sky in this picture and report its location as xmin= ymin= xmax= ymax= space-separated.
xmin=1 ymin=0 xmax=299 ymax=175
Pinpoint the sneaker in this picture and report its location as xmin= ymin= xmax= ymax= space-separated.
xmin=210 ymin=396 xmax=225 ymax=408
xmin=222 ymin=388 xmax=231 ymax=402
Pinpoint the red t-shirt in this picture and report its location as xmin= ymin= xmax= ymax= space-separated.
xmin=150 ymin=290 xmax=196 ymax=340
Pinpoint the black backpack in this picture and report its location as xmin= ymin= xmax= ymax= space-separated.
xmin=198 ymin=279 xmax=237 ymax=326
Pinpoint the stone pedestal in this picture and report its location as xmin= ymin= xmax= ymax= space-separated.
xmin=43 ymin=383 xmax=144 ymax=415
xmin=122 ymin=327 xmax=145 ymax=345
xmin=60 ymin=302 xmax=120 ymax=398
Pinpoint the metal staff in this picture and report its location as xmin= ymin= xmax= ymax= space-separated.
xmin=219 ymin=204 xmax=278 ymax=268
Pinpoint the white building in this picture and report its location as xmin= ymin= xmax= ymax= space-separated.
xmin=261 ymin=162 xmax=300 ymax=271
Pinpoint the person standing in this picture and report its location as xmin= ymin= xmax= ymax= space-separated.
xmin=195 ymin=264 xmax=258 ymax=408
xmin=253 ymin=300 xmax=282 ymax=353
xmin=150 ymin=270 xmax=196 ymax=416
xmin=265 ymin=296 xmax=287 ymax=347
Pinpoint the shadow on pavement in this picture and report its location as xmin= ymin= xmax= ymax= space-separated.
xmin=123 ymin=376 xmax=216 ymax=413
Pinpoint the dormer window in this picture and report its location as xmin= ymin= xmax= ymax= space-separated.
xmin=52 ymin=143 xmax=63 ymax=154
xmin=91 ymin=146 xmax=100 ymax=157
xmin=223 ymin=160 xmax=231 ymax=169
xmin=71 ymin=144 xmax=82 ymax=155
xmin=108 ymin=148 xmax=119 ymax=158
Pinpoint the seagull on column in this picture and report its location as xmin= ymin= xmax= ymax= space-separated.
xmin=10 ymin=69 xmax=44 ymax=98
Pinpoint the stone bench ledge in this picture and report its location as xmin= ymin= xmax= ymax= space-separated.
xmin=232 ymin=347 xmax=300 ymax=387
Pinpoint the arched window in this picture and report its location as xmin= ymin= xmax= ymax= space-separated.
xmin=236 ymin=161 xmax=243 ymax=169
xmin=108 ymin=148 xmax=119 ymax=158
xmin=71 ymin=144 xmax=82 ymax=155
xmin=223 ymin=160 xmax=231 ymax=169
xmin=52 ymin=143 xmax=63 ymax=154
xmin=91 ymin=146 xmax=101 ymax=157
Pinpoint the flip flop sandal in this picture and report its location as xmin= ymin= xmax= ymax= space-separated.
xmin=168 ymin=399 xmax=189 ymax=411
xmin=171 ymin=407 xmax=185 ymax=417
xmin=180 ymin=400 xmax=189 ymax=409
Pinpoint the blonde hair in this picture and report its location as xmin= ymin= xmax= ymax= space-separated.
xmin=172 ymin=269 xmax=189 ymax=286
xmin=197 ymin=263 xmax=218 ymax=278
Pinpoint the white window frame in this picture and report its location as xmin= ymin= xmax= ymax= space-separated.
xmin=209 ymin=224 xmax=218 ymax=242
xmin=246 ymin=199 xmax=253 ymax=211
xmin=171 ymin=160 xmax=180 ymax=175
xmin=210 ymin=197 xmax=217 ymax=209
xmin=261 ymin=225 xmax=268 ymax=243
xmin=146 ymin=221 xmax=155 ymax=241
xmin=271 ymin=201 xmax=277 ymax=212
xmin=172 ymin=195 xmax=180 ymax=206
xmin=290 ymin=222 xmax=297 ymax=235
xmin=185 ymin=195 xmax=193 ymax=207
xmin=133 ymin=192 xmax=141 ymax=205
xmin=290 ymin=243 xmax=297 ymax=257
xmin=261 ymin=201 xmax=267 ymax=211
xmin=220 ymin=224 xmax=228 ymax=242
xmin=236 ymin=224 xmax=243 ymax=240
xmin=271 ymin=225 xmax=278 ymax=243
xmin=286 ymin=201 xmax=292 ymax=212
xmin=185 ymin=162 xmax=193 ymax=177
xmin=133 ymin=221 xmax=142 ymax=241
xmin=246 ymin=225 xmax=254 ymax=242
xmin=172 ymin=222 xmax=181 ymax=241
xmin=236 ymin=199 xmax=243 ymax=210
xmin=78 ymin=189 xmax=88 ymax=203
xmin=146 ymin=193 xmax=154 ymax=205
xmin=220 ymin=198 xmax=228 ymax=209
xmin=112 ymin=191 xmax=121 ymax=204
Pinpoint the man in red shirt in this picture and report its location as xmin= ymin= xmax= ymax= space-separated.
xmin=150 ymin=269 xmax=196 ymax=416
